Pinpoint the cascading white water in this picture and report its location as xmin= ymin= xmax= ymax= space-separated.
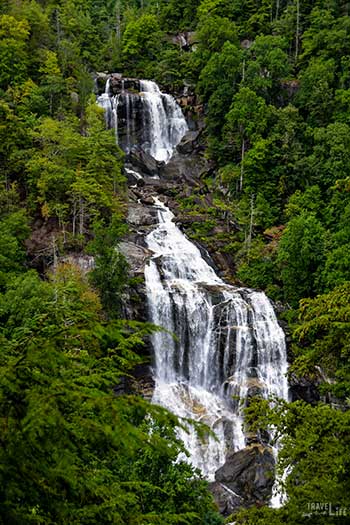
xmin=112 ymin=94 xmax=120 ymax=144
xmin=97 ymin=77 xmax=188 ymax=162
xmin=140 ymin=80 xmax=188 ymax=162
xmin=97 ymin=80 xmax=121 ymax=143
xmin=145 ymin=200 xmax=289 ymax=481
xmin=97 ymin=78 xmax=113 ymax=127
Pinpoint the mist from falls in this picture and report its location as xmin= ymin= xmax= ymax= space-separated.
xmin=145 ymin=200 xmax=289 ymax=480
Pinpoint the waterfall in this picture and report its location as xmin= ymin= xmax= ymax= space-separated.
xmin=98 ymin=74 xmax=289 ymax=501
xmin=145 ymin=199 xmax=289 ymax=480
xmin=112 ymin=94 xmax=120 ymax=144
xmin=97 ymin=78 xmax=113 ymax=127
xmin=97 ymin=77 xmax=188 ymax=162
xmin=140 ymin=80 xmax=188 ymax=162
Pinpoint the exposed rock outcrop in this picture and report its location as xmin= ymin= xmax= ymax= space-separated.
xmin=213 ymin=444 xmax=275 ymax=512
xmin=176 ymin=130 xmax=201 ymax=155
xmin=119 ymin=241 xmax=153 ymax=276
xmin=128 ymin=148 xmax=161 ymax=177
xmin=170 ymin=31 xmax=198 ymax=51
xmin=209 ymin=482 xmax=244 ymax=516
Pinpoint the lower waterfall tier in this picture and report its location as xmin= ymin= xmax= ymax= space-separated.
xmin=144 ymin=199 xmax=289 ymax=480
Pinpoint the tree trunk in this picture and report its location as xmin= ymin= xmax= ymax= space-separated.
xmin=55 ymin=9 xmax=61 ymax=44
xmin=72 ymin=200 xmax=77 ymax=237
xmin=240 ymin=138 xmax=245 ymax=192
xmin=52 ymin=235 xmax=58 ymax=270
xmin=115 ymin=1 xmax=121 ymax=42
xmin=79 ymin=197 xmax=84 ymax=236
xmin=295 ymin=0 xmax=300 ymax=62
xmin=246 ymin=194 xmax=255 ymax=259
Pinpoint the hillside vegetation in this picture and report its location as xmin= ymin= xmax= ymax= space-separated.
xmin=1 ymin=0 xmax=350 ymax=523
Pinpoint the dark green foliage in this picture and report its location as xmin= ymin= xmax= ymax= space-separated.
xmin=0 ymin=263 xmax=223 ymax=524
xmin=244 ymin=35 xmax=291 ymax=102
xmin=0 ymin=14 xmax=30 ymax=89
xmin=121 ymin=14 xmax=163 ymax=77
xmin=0 ymin=210 xmax=30 ymax=287
xmin=159 ymin=0 xmax=201 ymax=31
xmin=292 ymin=283 xmax=350 ymax=399
xmin=2 ymin=0 xmax=350 ymax=523
xmin=277 ymin=213 xmax=326 ymax=306
xmin=241 ymin=397 xmax=350 ymax=525
xmin=88 ymin=216 xmax=129 ymax=318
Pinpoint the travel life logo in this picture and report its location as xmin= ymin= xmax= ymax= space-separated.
xmin=304 ymin=502 xmax=348 ymax=517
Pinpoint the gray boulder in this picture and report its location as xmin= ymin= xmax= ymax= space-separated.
xmin=128 ymin=147 xmax=160 ymax=176
xmin=209 ymin=481 xmax=244 ymax=516
xmin=118 ymin=241 xmax=153 ymax=275
xmin=176 ymin=130 xmax=200 ymax=154
xmin=215 ymin=444 xmax=275 ymax=504
xmin=127 ymin=203 xmax=158 ymax=227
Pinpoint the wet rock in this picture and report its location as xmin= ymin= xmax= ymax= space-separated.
xmin=228 ymin=377 xmax=266 ymax=399
xmin=211 ymin=252 xmax=236 ymax=281
xmin=109 ymin=73 xmax=140 ymax=95
xmin=128 ymin=147 xmax=160 ymax=176
xmin=170 ymin=31 xmax=198 ymax=51
xmin=94 ymin=72 xmax=109 ymax=93
xmin=124 ymin=165 xmax=145 ymax=186
xmin=114 ymin=364 xmax=155 ymax=399
xmin=209 ymin=481 xmax=244 ymax=516
xmin=122 ymin=277 xmax=149 ymax=323
xmin=140 ymin=196 xmax=156 ymax=206
xmin=215 ymin=444 xmax=275 ymax=505
xmin=130 ymin=363 xmax=155 ymax=400
xmin=118 ymin=94 xmax=145 ymax=150
xmin=289 ymin=372 xmax=320 ymax=404
xmin=160 ymin=151 xmax=210 ymax=186
xmin=176 ymin=130 xmax=200 ymax=154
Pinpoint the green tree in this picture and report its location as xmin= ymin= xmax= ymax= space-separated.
xmin=244 ymin=35 xmax=291 ymax=102
xmin=197 ymin=41 xmax=242 ymax=102
xmin=306 ymin=122 xmax=350 ymax=189
xmin=291 ymin=283 xmax=350 ymax=399
xmin=0 ymin=210 xmax=30 ymax=288
xmin=0 ymin=263 xmax=223 ymax=524
xmin=277 ymin=212 xmax=326 ymax=306
xmin=88 ymin=216 xmax=128 ymax=318
xmin=0 ymin=14 xmax=30 ymax=89
xmin=296 ymin=58 xmax=335 ymax=126
xmin=223 ymin=88 xmax=269 ymax=189
xmin=25 ymin=104 xmax=124 ymax=232
xmin=122 ymin=14 xmax=163 ymax=76
xmin=239 ymin=398 xmax=350 ymax=525
xmin=38 ymin=50 xmax=66 ymax=115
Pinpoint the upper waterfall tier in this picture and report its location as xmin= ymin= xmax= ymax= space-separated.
xmin=97 ymin=76 xmax=188 ymax=162
xmin=145 ymin=199 xmax=289 ymax=480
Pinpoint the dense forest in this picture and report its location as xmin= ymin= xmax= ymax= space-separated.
xmin=1 ymin=0 xmax=350 ymax=523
